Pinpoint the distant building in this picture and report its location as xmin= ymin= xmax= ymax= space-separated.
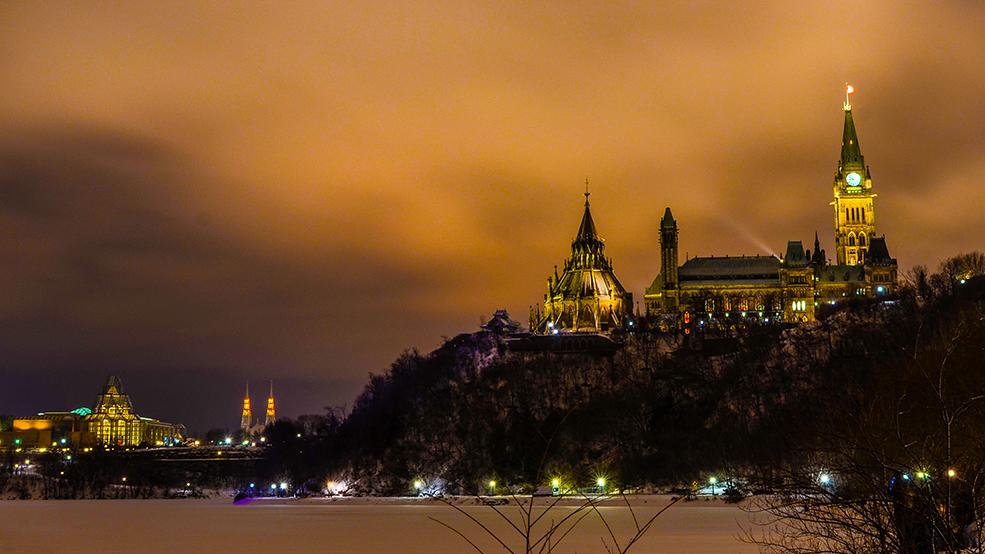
xmin=643 ymin=87 xmax=898 ymax=324
xmin=0 ymin=376 xmax=185 ymax=449
xmin=240 ymin=380 xmax=276 ymax=436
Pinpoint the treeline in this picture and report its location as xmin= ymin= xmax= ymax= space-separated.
xmin=253 ymin=253 xmax=985 ymax=498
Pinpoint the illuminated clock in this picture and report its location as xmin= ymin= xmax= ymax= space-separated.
xmin=846 ymin=172 xmax=861 ymax=187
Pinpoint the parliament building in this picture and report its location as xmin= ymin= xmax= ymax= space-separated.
xmin=530 ymin=89 xmax=898 ymax=332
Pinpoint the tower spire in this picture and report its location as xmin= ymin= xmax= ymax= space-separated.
xmin=240 ymin=381 xmax=252 ymax=432
xmin=265 ymin=380 xmax=275 ymax=426
xmin=584 ymin=178 xmax=590 ymax=206
xmin=840 ymin=85 xmax=864 ymax=169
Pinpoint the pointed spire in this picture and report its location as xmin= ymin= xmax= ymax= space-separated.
xmin=265 ymin=380 xmax=276 ymax=425
xmin=661 ymin=207 xmax=676 ymax=229
xmin=841 ymin=85 xmax=864 ymax=168
xmin=576 ymin=182 xmax=600 ymax=242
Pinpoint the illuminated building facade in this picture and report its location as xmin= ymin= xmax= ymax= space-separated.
xmin=644 ymin=88 xmax=898 ymax=324
xmin=265 ymin=381 xmax=276 ymax=426
xmin=0 ymin=376 xmax=185 ymax=449
xmin=529 ymin=189 xmax=633 ymax=333
xmin=240 ymin=380 xmax=276 ymax=436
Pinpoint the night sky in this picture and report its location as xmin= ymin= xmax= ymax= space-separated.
xmin=2 ymin=2 xmax=984 ymax=431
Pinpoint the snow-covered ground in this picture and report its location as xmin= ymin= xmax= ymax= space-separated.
xmin=0 ymin=495 xmax=763 ymax=553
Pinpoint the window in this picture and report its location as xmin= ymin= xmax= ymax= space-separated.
xmin=792 ymin=300 xmax=807 ymax=312
xmin=848 ymin=233 xmax=856 ymax=246
xmin=861 ymin=207 xmax=866 ymax=222
xmin=859 ymin=233 xmax=866 ymax=246
xmin=704 ymin=299 xmax=715 ymax=312
xmin=738 ymin=297 xmax=749 ymax=311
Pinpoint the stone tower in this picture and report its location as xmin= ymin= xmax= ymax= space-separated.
xmin=833 ymin=85 xmax=878 ymax=266
xmin=659 ymin=207 xmax=679 ymax=311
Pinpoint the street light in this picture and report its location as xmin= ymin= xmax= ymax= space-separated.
xmin=709 ymin=476 xmax=718 ymax=495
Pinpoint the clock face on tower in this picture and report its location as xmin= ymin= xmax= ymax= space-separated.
xmin=846 ymin=172 xmax=861 ymax=187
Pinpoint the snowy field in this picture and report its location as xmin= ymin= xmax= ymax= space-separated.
xmin=0 ymin=495 xmax=763 ymax=553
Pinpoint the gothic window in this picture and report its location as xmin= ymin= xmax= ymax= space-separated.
xmin=848 ymin=233 xmax=856 ymax=246
xmin=859 ymin=233 xmax=866 ymax=246
xmin=738 ymin=297 xmax=749 ymax=311
xmin=704 ymin=299 xmax=715 ymax=312
xmin=845 ymin=207 xmax=850 ymax=221
xmin=723 ymin=297 xmax=732 ymax=312
xmin=861 ymin=207 xmax=866 ymax=222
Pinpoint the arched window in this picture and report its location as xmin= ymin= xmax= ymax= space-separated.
xmin=859 ymin=233 xmax=867 ymax=246
xmin=848 ymin=233 xmax=856 ymax=246
xmin=861 ymin=207 xmax=866 ymax=222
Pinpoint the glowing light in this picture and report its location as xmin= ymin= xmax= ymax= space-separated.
xmin=187 ymin=482 xmax=191 ymax=487
xmin=270 ymin=484 xmax=276 ymax=490
xmin=960 ymin=279 xmax=966 ymax=284
xmin=709 ymin=476 xmax=717 ymax=485
xmin=413 ymin=479 xmax=424 ymax=490
xmin=819 ymin=473 xmax=831 ymax=485
xmin=947 ymin=468 xmax=957 ymax=478
xmin=249 ymin=483 xmax=255 ymax=488
xmin=915 ymin=471 xmax=929 ymax=480
xmin=902 ymin=474 xmax=911 ymax=481
xmin=596 ymin=477 xmax=606 ymax=488
xmin=488 ymin=480 xmax=496 ymax=489
xmin=551 ymin=478 xmax=560 ymax=488
xmin=279 ymin=482 xmax=287 ymax=490
xmin=122 ymin=476 xmax=127 ymax=482
xmin=224 ymin=437 xmax=232 ymax=445
xmin=60 ymin=438 xmax=67 ymax=445
xmin=846 ymin=84 xmax=855 ymax=95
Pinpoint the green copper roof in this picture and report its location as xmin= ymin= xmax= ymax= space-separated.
xmin=71 ymin=407 xmax=92 ymax=416
xmin=841 ymin=108 xmax=865 ymax=168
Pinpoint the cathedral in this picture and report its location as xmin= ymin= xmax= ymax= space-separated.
xmin=531 ymin=87 xmax=898 ymax=332
xmin=240 ymin=381 xmax=277 ymax=436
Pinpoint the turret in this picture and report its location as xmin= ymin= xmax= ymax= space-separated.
xmin=660 ymin=207 xmax=679 ymax=291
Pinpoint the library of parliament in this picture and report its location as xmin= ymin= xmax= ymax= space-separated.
xmin=529 ymin=88 xmax=898 ymax=333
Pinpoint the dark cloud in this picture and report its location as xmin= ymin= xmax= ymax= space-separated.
xmin=1 ymin=2 xmax=984 ymax=429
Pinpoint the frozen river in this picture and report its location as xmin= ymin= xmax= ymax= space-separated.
xmin=0 ymin=495 xmax=761 ymax=553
